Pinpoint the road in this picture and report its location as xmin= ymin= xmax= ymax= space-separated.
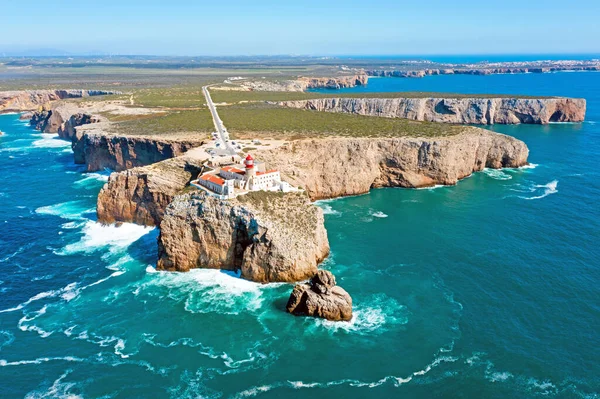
xmin=202 ymin=85 xmax=236 ymax=156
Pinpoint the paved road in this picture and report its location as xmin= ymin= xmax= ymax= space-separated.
xmin=202 ymin=85 xmax=236 ymax=156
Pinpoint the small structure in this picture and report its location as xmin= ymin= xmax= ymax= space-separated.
xmin=191 ymin=154 xmax=288 ymax=198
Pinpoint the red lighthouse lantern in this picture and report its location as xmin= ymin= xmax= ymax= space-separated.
xmin=244 ymin=154 xmax=254 ymax=169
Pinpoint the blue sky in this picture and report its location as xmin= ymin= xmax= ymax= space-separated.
xmin=2 ymin=0 xmax=599 ymax=56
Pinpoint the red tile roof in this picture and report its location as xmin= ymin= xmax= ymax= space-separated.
xmin=222 ymin=166 xmax=245 ymax=175
xmin=200 ymin=174 xmax=225 ymax=186
xmin=256 ymin=169 xmax=279 ymax=176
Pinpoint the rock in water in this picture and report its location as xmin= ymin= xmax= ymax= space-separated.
xmin=286 ymin=270 xmax=352 ymax=321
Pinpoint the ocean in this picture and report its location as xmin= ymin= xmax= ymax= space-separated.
xmin=1 ymin=71 xmax=599 ymax=398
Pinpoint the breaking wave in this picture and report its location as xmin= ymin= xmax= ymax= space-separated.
xmin=483 ymin=168 xmax=512 ymax=180
xmin=310 ymin=294 xmax=408 ymax=335
xmin=370 ymin=211 xmax=388 ymax=218
xmin=59 ymin=221 xmax=154 ymax=255
xmin=31 ymin=133 xmax=71 ymax=149
xmin=520 ymin=180 xmax=558 ymax=200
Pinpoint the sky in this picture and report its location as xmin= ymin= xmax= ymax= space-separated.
xmin=1 ymin=0 xmax=600 ymax=56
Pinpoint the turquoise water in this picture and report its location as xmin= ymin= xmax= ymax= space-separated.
xmin=1 ymin=72 xmax=599 ymax=398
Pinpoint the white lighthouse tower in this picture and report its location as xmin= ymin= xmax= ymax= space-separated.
xmin=244 ymin=154 xmax=256 ymax=190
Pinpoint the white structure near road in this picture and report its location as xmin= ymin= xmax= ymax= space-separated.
xmin=192 ymin=154 xmax=291 ymax=198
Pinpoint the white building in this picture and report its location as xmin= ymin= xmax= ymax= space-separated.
xmin=192 ymin=154 xmax=286 ymax=198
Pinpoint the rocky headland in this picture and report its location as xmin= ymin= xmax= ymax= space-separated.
xmin=220 ymin=74 xmax=368 ymax=92
xmin=0 ymin=89 xmax=120 ymax=113
xmin=287 ymin=270 xmax=352 ymax=321
xmin=279 ymin=97 xmax=586 ymax=125
xmin=97 ymin=156 xmax=205 ymax=226
xmin=366 ymin=61 xmax=600 ymax=78
xmin=157 ymin=191 xmax=330 ymax=283
xmin=96 ymin=127 xmax=528 ymax=228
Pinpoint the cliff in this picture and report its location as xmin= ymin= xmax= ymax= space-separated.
xmin=157 ymin=191 xmax=330 ymax=283
xmin=73 ymin=132 xmax=203 ymax=172
xmin=30 ymin=104 xmax=102 ymax=136
xmin=229 ymin=74 xmax=368 ymax=92
xmin=97 ymin=156 xmax=205 ymax=226
xmin=95 ymin=128 xmax=528 ymax=227
xmin=0 ymin=89 xmax=120 ymax=113
xmin=279 ymin=97 xmax=586 ymax=125
xmin=366 ymin=65 xmax=600 ymax=78
xmin=254 ymin=129 xmax=528 ymax=200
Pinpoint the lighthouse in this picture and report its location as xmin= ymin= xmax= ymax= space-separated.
xmin=244 ymin=154 xmax=256 ymax=178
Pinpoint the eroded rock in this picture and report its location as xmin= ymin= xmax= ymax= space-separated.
xmin=286 ymin=270 xmax=352 ymax=321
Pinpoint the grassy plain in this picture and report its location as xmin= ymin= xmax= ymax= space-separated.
xmin=219 ymin=103 xmax=462 ymax=139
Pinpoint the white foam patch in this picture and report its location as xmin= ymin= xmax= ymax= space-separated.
xmin=142 ymin=269 xmax=273 ymax=315
xmin=35 ymin=201 xmax=91 ymax=221
xmin=317 ymin=203 xmax=341 ymax=216
xmin=74 ymin=169 xmax=111 ymax=186
xmin=312 ymin=294 xmax=407 ymax=335
xmin=24 ymin=370 xmax=83 ymax=399
xmin=233 ymin=355 xmax=458 ymax=397
xmin=416 ymin=184 xmax=445 ymax=190
xmin=59 ymin=221 xmax=155 ymax=255
xmin=32 ymin=133 xmax=71 ymax=149
xmin=371 ymin=211 xmax=388 ymax=218
xmin=520 ymin=163 xmax=538 ymax=169
xmin=0 ymin=356 xmax=83 ymax=367
xmin=483 ymin=168 xmax=512 ymax=180
xmin=519 ymin=180 xmax=558 ymax=200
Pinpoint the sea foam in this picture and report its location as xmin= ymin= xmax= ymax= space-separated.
xmin=60 ymin=221 xmax=155 ymax=255
xmin=32 ymin=133 xmax=71 ymax=149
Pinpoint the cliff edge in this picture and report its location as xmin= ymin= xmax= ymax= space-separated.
xmin=157 ymin=191 xmax=330 ymax=283
xmin=279 ymin=97 xmax=586 ymax=125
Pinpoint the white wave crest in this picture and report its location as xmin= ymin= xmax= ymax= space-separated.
xmin=32 ymin=133 xmax=71 ymax=149
xmin=371 ymin=211 xmax=388 ymax=218
xmin=483 ymin=168 xmax=512 ymax=180
xmin=142 ymin=269 xmax=272 ymax=315
xmin=312 ymin=294 xmax=407 ymax=335
xmin=318 ymin=204 xmax=341 ymax=216
xmin=59 ymin=221 xmax=155 ymax=255
xmin=35 ymin=200 xmax=92 ymax=221
xmin=233 ymin=355 xmax=458 ymax=398
xmin=519 ymin=180 xmax=558 ymax=200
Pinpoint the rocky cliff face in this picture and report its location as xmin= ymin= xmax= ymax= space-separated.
xmin=95 ymin=128 xmax=529 ymax=228
xmin=300 ymin=75 xmax=368 ymax=90
xmin=279 ymin=97 xmax=586 ymax=125
xmin=254 ymin=129 xmax=528 ymax=200
xmin=97 ymin=156 xmax=205 ymax=226
xmin=73 ymin=133 xmax=203 ymax=172
xmin=366 ymin=65 xmax=600 ymax=78
xmin=0 ymin=90 xmax=120 ymax=113
xmin=232 ymin=74 xmax=368 ymax=92
xmin=30 ymin=104 xmax=101 ymax=136
xmin=58 ymin=113 xmax=101 ymax=140
xmin=157 ymin=191 xmax=330 ymax=283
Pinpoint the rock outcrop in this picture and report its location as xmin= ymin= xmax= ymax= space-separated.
xmin=58 ymin=113 xmax=101 ymax=140
xmin=97 ymin=156 xmax=205 ymax=226
xmin=254 ymin=129 xmax=528 ymax=200
xmin=286 ymin=270 xmax=352 ymax=321
xmin=0 ymin=90 xmax=119 ymax=113
xmin=157 ymin=191 xmax=330 ymax=283
xmin=279 ymin=97 xmax=586 ymax=125
xmin=73 ymin=133 xmax=203 ymax=172
xmin=228 ymin=74 xmax=368 ymax=92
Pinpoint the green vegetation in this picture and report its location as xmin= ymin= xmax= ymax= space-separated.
xmin=113 ymin=109 xmax=214 ymax=136
xmin=219 ymin=103 xmax=462 ymax=139
xmin=132 ymin=87 xmax=206 ymax=108
xmin=210 ymin=89 xmax=552 ymax=104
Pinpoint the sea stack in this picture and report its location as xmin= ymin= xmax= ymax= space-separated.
xmin=286 ymin=270 xmax=353 ymax=321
